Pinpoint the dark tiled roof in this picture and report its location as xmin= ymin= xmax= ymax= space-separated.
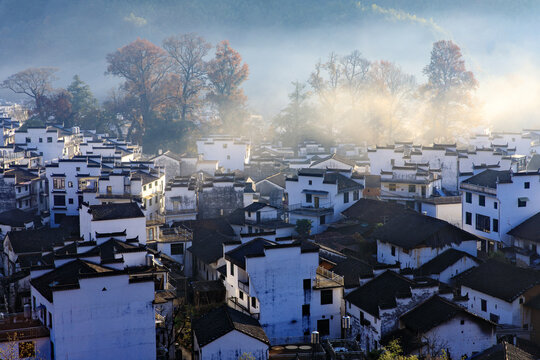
xmin=341 ymin=198 xmax=409 ymax=224
xmin=225 ymin=238 xmax=276 ymax=269
xmin=416 ymin=249 xmax=478 ymax=276
xmin=89 ymin=202 xmax=144 ymax=221
xmin=461 ymin=169 xmax=512 ymax=188
xmin=507 ymin=212 xmax=540 ymax=243
xmin=85 ymin=239 xmax=145 ymax=261
xmin=345 ymin=270 xmax=414 ymax=317
xmin=469 ymin=342 xmax=536 ymax=360
xmin=0 ymin=209 xmax=35 ymax=227
xmin=372 ymin=212 xmax=479 ymax=250
xmin=261 ymin=172 xmax=286 ymax=188
xmin=331 ymin=257 xmax=373 ymax=288
xmin=400 ymin=296 xmax=493 ymax=334
xmin=244 ymin=202 xmax=274 ymax=212
xmin=456 ymin=260 xmax=540 ymax=302
xmin=310 ymin=153 xmax=356 ymax=168
xmin=323 ymin=172 xmax=363 ymax=191
xmin=7 ymin=228 xmax=71 ymax=254
xmin=193 ymin=305 xmax=269 ymax=347
xmin=30 ymin=259 xmax=116 ymax=302
xmin=526 ymin=154 xmax=540 ymax=172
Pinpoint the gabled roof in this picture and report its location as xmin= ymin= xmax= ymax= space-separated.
xmin=469 ymin=342 xmax=536 ymax=360
xmin=372 ymin=212 xmax=478 ymax=250
xmin=88 ymin=202 xmax=144 ymax=221
xmin=456 ymin=260 xmax=540 ymax=302
xmin=345 ymin=270 xmax=414 ymax=317
xmin=193 ymin=305 xmax=269 ymax=347
xmin=259 ymin=172 xmax=286 ymax=188
xmin=526 ymin=154 xmax=540 ymax=172
xmin=507 ymin=211 xmax=540 ymax=243
xmin=331 ymin=257 xmax=373 ymax=288
xmin=84 ymin=239 xmax=145 ymax=261
xmin=341 ymin=198 xmax=409 ymax=224
xmin=400 ymin=295 xmax=494 ymax=334
xmin=244 ymin=202 xmax=275 ymax=213
xmin=7 ymin=228 xmax=73 ymax=254
xmin=416 ymin=249 xmax=479 ymax=276
xmin=182 ymin=218 xmax=238 ymax=264
xmin=30 ymin=259 xmax=118 ymax=302
xmin=0 ymin=209 xmax=35 ymax=227
xmin=225 ymin=238 xmax=276 ymax=269
xmin=310 ymin=153 xmax=356 ymax=168
xmin=461 ymin=169 xmax=512 ymax=188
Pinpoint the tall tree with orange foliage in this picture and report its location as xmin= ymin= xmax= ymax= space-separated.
xmin=106 ymin=38 xmax=170 ymax=142
xmin=206 ymin=40 xmax=249 ymax=131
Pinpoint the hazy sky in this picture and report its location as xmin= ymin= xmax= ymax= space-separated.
xmin=0 ymin=1 xmax=538 ymax=130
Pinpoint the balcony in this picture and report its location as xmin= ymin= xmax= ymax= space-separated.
xmin=286 ymin=202 xmax=334 ymax=216
xmin=313 ymin=266 xmax=344 ymax=289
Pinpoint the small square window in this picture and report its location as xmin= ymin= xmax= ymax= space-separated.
xmin=68 ymin=198 xmax=74 ymax=204
xmin=481 ymin=299 xmax=487 ymax=312
xmin=525 ymin=182 xmax=530 ymax=189
xmin=239 ymin=291 xmax=244 ymax=300
xmin=408 ymin=184 xmax=416 ymax=193
xmin=227 ymin=155 xmax=231 ymax=160
xmin=389 ymin=184 xmax=396 ymax=191
xmin=171 ymin=243 xmax=184 ymax=255
xmin=479 ymin=195 xmax=485 ymax=206
xmin=303 ymin=279 xmax=311 ymax=290
xmin=391 ymin=246 xmax=396 ymax=256
xmin=465 ymin=192 xmax=472 ymax=203
xmin=68 ymin=181 xmax=73 ymax=188
xmin=47 ymin=137 xmax=52 ymax=143
xmin=320 ymin=289 xmax=333 ymax=305
xmin=309 ymin=180 xmax=312 ymax=185
xmin=251 ymin=297 xmax=257 ymax=308
xmin=39 ymin=138 xmax=43 ymax=143
xmin=465 ymin=212 xmax=472 ymax=225
xmin=518 ymin=198 xmax=527 ymax=207
xmin=302 ymin=304 xmax=310 ymax=316
xmin=494 ymin=202 xmax=498 ymax=209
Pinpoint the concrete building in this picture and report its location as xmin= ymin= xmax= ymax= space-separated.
xmin=196 ymin=135 xmax=250 ymax=172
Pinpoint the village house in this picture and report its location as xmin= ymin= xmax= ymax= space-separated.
xmin=255 ymin=172 xmax=287 ymax=209
xmin=395 ymin=295 xmax=497 ymax=359
xmin=374 ymin=211 xmax=479 ymax=269
xmin=223 ymin=239 xmax=343 ymax=343
xmin=196 ymin=135 xmax=251 ymax=172
xmin=414 ymin=249 xmax=481 ymax=284
xmin=14 ymin=126 xmax=79 ymax=163
xmin=461 ymin=169 xmax=540 ymax=249
xmin=163 ymin=176 xmax=198 ymax=224
xmin=0 ymin=311 xmax=51 ymax=360
xmin=0 ymin=166 xmax=47 ymax=214
xmin=228 ymin=202 xmax=294 ymax=239
xmin=506 ymin=211 xmax=540 ymax=267
xmin=151 ymin=150 xmax=183 ymax=181
xmin=30 ymin=259 xmax=156 ymax=360
xmin=457 ymin=260 xmax=540 ymax=333
xmin=192 ymin=305 xmax=270 ymax=360
xmin=285 ymin=168 xmax=363 ymax=234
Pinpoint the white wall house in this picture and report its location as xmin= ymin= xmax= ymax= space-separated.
xmin=164 ymin=176 xmax=197 ymax=223
xmin=30 ymin=259 xmax=156 ymax=360
xmin=15 ymin=126 xmax=78 ymax=163
xmin=79 ymin=202 xmax=147 ymax=244
xmin=398 ymin=296 xmax=496 ymax=359
xmin=375 ymin=211 xmax=478 ymax=269
xmin=285 ymin=168 xmax=363 ymax=234
xmin=461 ymin=170 xmax=540 ymax=248
xmin=458 ymin=260 xmax=540 ymax=328
xmin=196 ymin=135 xmax=250 ymax=172
xmin=192 ymin=305 xmax=270 ymax=360
xmin=224 ymin=239 xmax=343 ymax=343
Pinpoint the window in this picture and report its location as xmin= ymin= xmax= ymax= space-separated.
xmin=306 ymin=193 xmax=312 ymax=203
xmin=230 ymin=262 xmax=234 ymax=276
xmin=239 ymin=291 xmax=244 ymax=300
xmin=76 ymin=167 xmax=80 ymax=172
xmin=32 ymin=297 xmax=36 ymax=310
xmin=493 ymin=218 xmax=499 ymax=232
xmin=302 ymin=304 xmax=310 ymax=316
xmin=149 ymin=198 xmax=152 ymax=206
xmin=389 ymin=184 xmax=396 ymax=191
xmin=309 ymin=180 xmax=312 ymax=185
xmin=465 ymin=192 xmax=472 ymax=203
xmin=68 ymin=198 xmax=73 ymax=204
xmin=47 ymin=137 xmax=52 ymax=143
xmin=223 ymin=143 xmax=228 ymax=149
xmin=344 ymin=192 xmax=349 ymax=203
xmin=143 ymin=185 xmax=146 ymax=191
xmin=53 ymin=195 xmax=66 ymax=207
xmin=525 ymin=182 xmax=530 ymax=189
xmin=518 ymin=198 xmax=527 ymax=207
xmin=465 ymin=212 xmax=472 ymax=225
xmin=303 ymin=279 xmax=311 ymax=290
xmin=251 ymin=297 xmax=257 ymax=308
xmin=25 ymin=137 xmax=31 ymax=143
xmin=408 ymin=184 xmax=416 ymax=193
xmin=479 ymin=195 xmax=485 ymax=206
xmin=39 ymin=137 xmax=43 ymax=143
xmin=17 ymin=187 xmax=21 ymax=193
xmin=460 ymin=320 xmax=465 ymax=325
xmin=520 ymin=298 xmax=524 ymax=304
xmin=391 ymin=246 xmax=396 ymax=256
xmin=171 ymin=243 xmax=184 ymax=255
xmin=19 ymin=341 xmax=35 ymax=358
xmin=320 ymin=215 xmax=325 ymax=225
xmin=494 ymin=202 xmax=498 ymax=209
xmin=53 ymin=178 xmax=65 ymax=190
xmin=481 ymin=299 xmax=487 ymax=312
xmin=353 ymin=190 xmax=359 ymax=201
xmin=320 ymin=289 xmax=333 ymax=305
xmin=48 ymin=312 xmax=52 ymax=329
xmin=475 ymin=214 xmax=490 ymax=232
xmin=227 ymin=155 xmax=231 ymax=160
xmin=149 ymin=183 xmax=152 ymax=189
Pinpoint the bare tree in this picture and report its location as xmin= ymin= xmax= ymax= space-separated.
xmin=340 ymin=50 xmax=371 ymax=104
xmin=163 ymin=33 xmax=211 ymax=123
xmin=1 ymin=67 xmax=58 ymax=122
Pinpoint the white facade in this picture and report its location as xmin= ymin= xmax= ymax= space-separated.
xmin=15 ymin=127 xmax=77 ymax=163
xmin=194 ymin=330 xmax=269 ymax=360
xmin=197 ymin=136 xmax=250 ymax=172
xmin=31 ymin=273 xmax=156 ymax=360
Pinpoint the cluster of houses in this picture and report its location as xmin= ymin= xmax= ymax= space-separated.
xmin=0 ymin=116 xmax=539 ymax=360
